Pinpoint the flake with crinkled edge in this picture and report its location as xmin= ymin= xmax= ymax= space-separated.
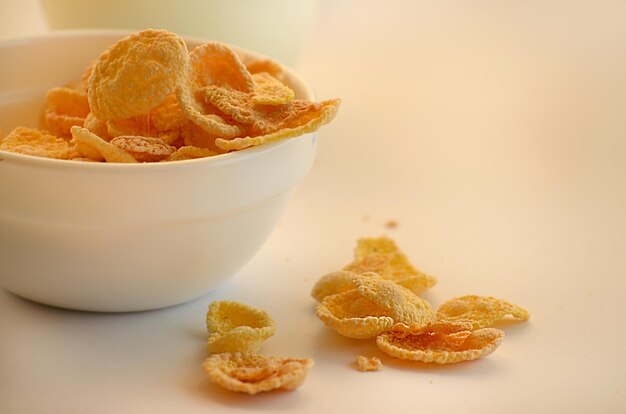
xmin=203 ymin=353 xmax=314 ymax=395
xmin=310 ymin=270 xmax=359 ymax=302
xmin=252 ymin=72 xmax=294 ymax=105
xmin=355 ymin=355 xmax=382 ymax=372
xmin=215 ymin=98 xmax=340 ymax=151
xmin=436 ymin=295 xmax=530 ymax=330
xmin=177 ymin=42 xmax=252 ymax=137
xmin=0 ymin=127 xmax=70 ymax=159
xmin=345 ymin=237 xmax=437 ymax=294
xmin=88 ymin=29 xmax=189 ymax=120
xmin=206 ymin=301 xmax=276 ymax=354
xmin=70 ymin=126 xmax=137 ymax=163
xmin=110 ymin=136 xmax=175 ymax=162
xmin=315 ymin=272 xmax=434 ymax=339
xmin=376 ymin=326 xmax=504 ymax=364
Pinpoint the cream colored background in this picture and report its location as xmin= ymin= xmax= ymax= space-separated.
xmin=1 ymin=1 xmax=625 ymax=413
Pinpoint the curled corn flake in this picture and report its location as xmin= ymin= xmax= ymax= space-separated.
xmin=165 ymin=145 xmax=217 ymax=161
xmin=0 ymin=127 xmax=70 ymax=159
xmin=206 ymin=301 xmax=276 ymax=354
xmin=203 ymin=353 xmax=314 ymax=395
xmin=437 ymin=295 xmax=530 ymax=330
xmin=70 ymin=126 xmax=137 ymax=163
xmin=354 ymin=273 xmax=434 ymax=326
xmin=345 ymin=237 xmax=437 ymax=294
xmin=215 ymin=98 xmax=340 ymax=151
xmin=252 ymin=72 xmax=294 ymax=105
xmin=177 ymin=42 xmax=252 ymax=137
xmin=244 ymin=57 xmax=286 ymax=81
xmin=376 ymin=327 xmax=505 ymax=364
xmin=180 ymin=121 xmax=227 ymax=153
xmin=110 ymin=136 xmax=175 ymax=163
xmin=315 ymin=273 xmax=434 ymax=339
xmin=316 ymin=289 xmax=395 ymax=339
xmin=310 ymin=270 xmax=359 ymax=302
xmin=42 ymin=87 xmax=90 ymax=137
xmin=390 ymin=320 xmax=473 ymax=339
xmin=88 ymin=29 xmax=189 ymax=120
xmin=355 ymin=355 xmax=382 ymax=372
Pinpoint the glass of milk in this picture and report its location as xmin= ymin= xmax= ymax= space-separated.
xmin=39 ymin=0 xmax=319 ymax=66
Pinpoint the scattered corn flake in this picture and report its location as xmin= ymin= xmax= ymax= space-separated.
xmin=310 ymin=270 xmax=359 ymax=302
xmin=355 ymin=355 xmax=382 ymax=372
xmin=88 ymin=29 xmax=189 ymax=120
xmin=252 ymin=72 xmax=295 ymax=105
xmin=389 ymin=320 xmax=473 ymax=339
xmin=206 ymin=301 xmax=276 ymax=354
xmin=376 ymin=326 xmax=505 ymax=364
xmin=315 ymin=273 xmax=434 ymax=339
xmin=344 ymin=237 xmax=437 ymax=294
xmin=70 ymin=126 xmax=137 ymax=163
xmin=165 ymin=145 xmax=217 ymax=161
xmin=110 ymin=135 xmax=175 ymax=162
xmin=0 ymin=127 xmax=70 ymax=159
xmin=316 ymin=289 xmax=395 ymax=339
xmin=436 ymin=295 xmax=530 ymax=330
xmin=215 ymin=98 xmax=340 ymax=151
xmin=203 ymin=353 xmax=314 ymax=395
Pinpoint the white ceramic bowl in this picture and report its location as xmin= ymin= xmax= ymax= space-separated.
xmin=0 ymin=31 xmax=317 ymax=312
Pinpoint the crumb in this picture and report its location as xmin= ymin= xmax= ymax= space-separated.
xmin=355 ymin=355 xmax=382 ymax=372
xmin=385 ymin=219 xmax=398 ymax=229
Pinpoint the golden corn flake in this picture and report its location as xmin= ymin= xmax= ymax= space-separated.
xmin=244 ymin=57 xmax=286 ymax=81
xmin=310 ymin=270 xmax=359 ymax=302
xmin=203 ymin=353 xmax=314 ymax=395
xmin=0 ymin=127 xmax=70 ymax=159
xmin=42 ymin=87 xmax=90 ymax=138
xmin=345 ymin=237 xmax=437 ymax=294
xmin=252 ymin=72 xmax=295 ymax=105
xmin=165 ymin=145 xmax=217 ymax=161
xmin=110 ymin=136 xmax=175 ymax=162
xmin=437 ymin=295 xmax=530 ymax=330
xmin=88 ymin=29 xmax=189 ymax=120
xmin=70 ymin=126 xmax=137 ymax=163
xmin=180 ymin=121 xmax=227 ymax=153
xmin=355 ymin=355 xmax=382 ymax=372
xmin=83 ymin=112 xmax=111 ymax=140
xmin=376 ymin=326 xmax=505 ymax=364
xmin=177 ymin=42 xmax=251 ymax=138
xmin=315 ymin=272 xmax=434 ymax=339
xmin=206 ymin=301 xmax=276 ymax=354
xmin=215 ymin=98 xmax=340 ymax=151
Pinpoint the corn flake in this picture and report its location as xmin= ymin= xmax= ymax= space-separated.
xmin=315 ymin=272 xmax=434 ymax=339
xmin=110 ymin=136 xmax=175 ymax=163
xmin=88 ymin=29 xmax=189 ymax=120
xmin=42 ymin=87 xmax=90 ymax=138
xmin=165 ymin=145 xmax=217 ymax=161
xmin=376 ymin=326 xmax=505 ymax=364
xmin=0 ymin=127 xmax=70 ymax=159
xmin=345 ymin=237 xmax=437 ymax=294
xmin=252 ymin=72 xmax=294 ymax=105
xmin=70 ymin=126 xmax=137 ymax=163
xmin=206 ymin=301 xmax=276 ymax=354
xmin=437 ymin=295 xmax=530 ymax=330
xmin=203 ymin=353 xmax=314 ymax=394
xmin=310 ymin=270 xmax=359 ymax=302
xmin=215 ymin=98 xmax=340 ymax=151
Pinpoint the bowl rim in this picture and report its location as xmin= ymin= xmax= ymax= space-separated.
xmin=0 ymin=29 xmax=317 ymax=172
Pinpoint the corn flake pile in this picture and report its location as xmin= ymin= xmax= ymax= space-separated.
xmin=0 ymin=29 xmax=340 ymax=162
xmin=202 ymin=300 xmax=313 ymax=395
xmin=312 ymin=237 xmax=529 ymax=366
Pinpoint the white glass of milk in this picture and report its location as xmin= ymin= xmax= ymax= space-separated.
xmin=39 ymin=0 xmax=319 ymax=66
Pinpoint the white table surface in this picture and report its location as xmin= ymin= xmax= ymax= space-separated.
xmin=1 ymin=1 xmax=625 ymax=413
